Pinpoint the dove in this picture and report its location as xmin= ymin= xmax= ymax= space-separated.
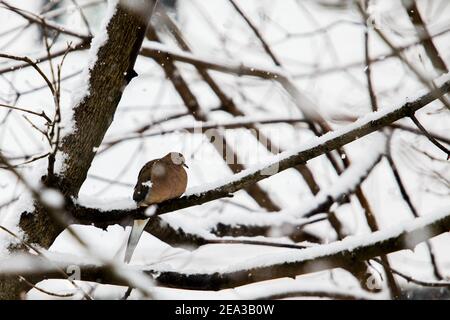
xmin=124 ymin=152 xmax=188 ymax=263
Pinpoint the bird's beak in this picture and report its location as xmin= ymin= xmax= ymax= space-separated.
xmin=183 ymin=163 xmax=189 ymax=169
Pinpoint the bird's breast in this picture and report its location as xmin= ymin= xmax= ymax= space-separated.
xmin=145 ymin=163 xmax=187 ymax=204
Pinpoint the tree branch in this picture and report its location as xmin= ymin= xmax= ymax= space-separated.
xmin=69 ymin=80 xmax=450 ymax=224
xmin=4 ymin=210 xmax=449 ymax=291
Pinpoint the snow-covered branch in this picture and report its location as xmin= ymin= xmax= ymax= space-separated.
xmin=69 ymin=80 xmax=450 ymax=224
xmin=2 ymin=209 xmax=448 ymax=290
xmin=299 ymin=141 xmax=385 ymax=218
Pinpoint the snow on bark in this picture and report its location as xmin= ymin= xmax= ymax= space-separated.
xmin=148 ymin=207 xmax=449 ymax=274
xmin=221 ymin=208 xmax=449 ymax=273
xmin=75 ymin=196 xmax=136 ymax=212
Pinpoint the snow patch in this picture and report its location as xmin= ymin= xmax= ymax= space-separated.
xmin=75 ymin=195 xmax=136 ymax=211
xmin=53 ymin=152 xmax=68 ymax=175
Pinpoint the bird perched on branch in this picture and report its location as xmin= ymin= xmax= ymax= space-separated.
xmin=124 ymin=152 xmax=188 ymax=263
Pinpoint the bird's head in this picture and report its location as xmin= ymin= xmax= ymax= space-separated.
xmin=164 ymin=152 xmax=189 ymax=168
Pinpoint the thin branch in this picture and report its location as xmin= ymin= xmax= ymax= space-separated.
xmin=390 ymin=124 xmax=450 ymax=145
xmin=372 ymin=258 xmax=450 ymax=288
xmin=102 ymin=117 xmax=310 ymax=149
xmin=256 ymin=290 xmax=368 ymax=300
xmin=386 ymin=136 xmax=444 ymax=280
xmin=356 ymin=1 xmax=450 ymax=111
xmin=362 ymin=0 xmax=378 ymax=112
xmin=228 ymin=0 xmax=282 ymax=66
xmin=0 ymin=1 xmax=90 ymax=40
xmin=69 ymin=0 xmax=93 ymax=37
xmin=401 ymin=0 xmax=448 ymax=74
xmin=18 ymin=276 xmax=75 ymax=298
xmin=292 ymin=26 xmax=450 ymax=79
xmin=0 ymin=53 xmax=56 ymax=97
xmin=204 ymin=239 xmax=308 ymax=250
xmin=0 ymin=153 xmax=50 ymax=169
xmin=0 ymin=41 xmax=87 ymax=75
xmin=410 ymin=114 xmax=450 ymax=159
xmin=0 ymin=103 xmax=51 ymax=123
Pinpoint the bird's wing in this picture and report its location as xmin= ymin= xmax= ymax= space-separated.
xmin=133 ymin=159 xmax=157 ymax=204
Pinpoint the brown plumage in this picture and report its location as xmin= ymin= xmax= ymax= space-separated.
xmin=124 ymin=152 xmax=188 ymax=263
xmin=133 ymin=152 xmax=188 ymax=206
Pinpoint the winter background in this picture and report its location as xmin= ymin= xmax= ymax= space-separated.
xmin=0 ymin=0 xmax=449 ymax=299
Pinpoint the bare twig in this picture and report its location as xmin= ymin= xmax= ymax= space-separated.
xmin=0 ymin=103 xmax=51 ymax=123
xmin=18 ymin=276 xmax=75 ymax=298
xmin=362 ymin=0 xmax=378 ymax=112
xmin=401 ymin=0 xmax=448 ymax=74
xmin=372 ymin=258 xmax=450 ymax=288
xmin=410 ymin=114 xmax=450 ymax=159
xmin=0 ymin=1 xmax=90 ymax=40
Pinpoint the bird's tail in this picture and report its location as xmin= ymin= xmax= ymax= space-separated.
xmin=123 ymin=218 xmax=150 ymax=264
